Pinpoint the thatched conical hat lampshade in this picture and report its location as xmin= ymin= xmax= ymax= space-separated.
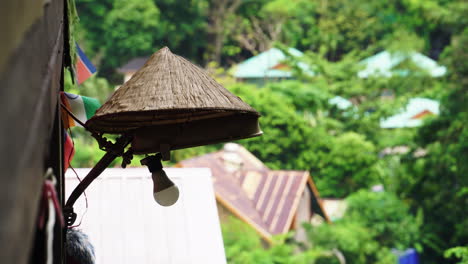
xmin=64 ymin=47 xmax=261 ymax=224
xmin=86 ymin=47 xmax=262 ymax=156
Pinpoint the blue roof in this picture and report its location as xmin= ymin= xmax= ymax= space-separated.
xmin=233 ymin=48 xmax=311 ymax=79
xmin=358 ymin=51 xmax=447 ymax=78
xmin=380 ymin=98 xmax=440 ymax=128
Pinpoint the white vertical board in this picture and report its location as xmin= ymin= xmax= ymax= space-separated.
xmin=66 ymin=168 xmax=226 ymax=264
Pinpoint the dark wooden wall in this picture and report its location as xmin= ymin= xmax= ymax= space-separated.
xmin=0 ymin=0 xmax=64 ymax=263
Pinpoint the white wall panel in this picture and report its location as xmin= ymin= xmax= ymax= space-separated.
xmin=66 ymin=168 xmax=226 ymax=264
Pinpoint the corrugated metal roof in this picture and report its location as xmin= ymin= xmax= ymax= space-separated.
xmin=66 ymin=168 xmax=226 ymax=264
xmin=177 ymin=143 xmax=328 ymax=240
xmin=358 ymin=51 xmax=447 ymax=78
xmin=233 ymin=48 xmax=311 ymax=79
xmin=380 ymin=97 xmax=440 ymax=128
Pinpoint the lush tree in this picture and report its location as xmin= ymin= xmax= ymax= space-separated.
xmin=228 ymin=82 xmax=382 ymax=198
xmin=445 ymin=246 xmax=468 ymax=264
xmin=345 ymin=190 xmax=421 ymax=249
xmin=306 ymin=221 xmax=396 ymax=264
xmin=265 ymin=80 xmax=330 ymax=114
xmin=230 ymin=83 xmax=331 ymax=171
xmin=70 ymin=2 xmax=468 ymax=263
xmin=101 ymin=0 xmax=160 ymax=79
xmin=306 ymin=190 xmax=421 ymax=264
xmin=75 ymin=0 xmax=467 ymax=70
xmin=222 ymin=216 xmax=326 ymax=264
xmin=205 ymin=0 xmax=244 ymax=64
xmin=231 ymin=0 xmax=304 ymax=54
xmin=154 ymin=0 xmax=208 ymax=63
xmin=396 ymin=29 xmax=468 ymax=264
xmin=75 ymin=0 xmax=115 ymax=60
xmin=316 ymin=133 xmax=380 ymax=198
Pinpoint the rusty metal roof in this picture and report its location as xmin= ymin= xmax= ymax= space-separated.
xmin=178 ymin=143 xmax=329 ymax=241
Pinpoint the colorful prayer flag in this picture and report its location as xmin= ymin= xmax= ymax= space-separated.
xmin=60 ymin=92 xmax=101 ymax=128
xmin=75 ymin=43 xmax=96 ymax=84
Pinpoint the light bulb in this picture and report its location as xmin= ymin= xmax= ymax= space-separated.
xmin=151 ymin=169 xmax=179 ymax=206
xmin=141 ymin=155 xmax=179 ymax=207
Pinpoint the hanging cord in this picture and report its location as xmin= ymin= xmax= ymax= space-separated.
xmin=41 ymin=168 xmax=64 ymax=264
xmin=60 ymin=102 xmax=87 ymax=128
xmin=67 ymin=128 xmax=88 ymax=228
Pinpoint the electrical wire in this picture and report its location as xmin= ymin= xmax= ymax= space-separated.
xmin=60 ymin=102 xmax=87 ymax=128
xmin=66 ymin=127 xmax=89 ymax=228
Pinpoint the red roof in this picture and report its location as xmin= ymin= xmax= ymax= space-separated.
xmin=410 ymin=109 xmax=434 ymax=119
xmin=178 ymin=143 xmax=328 ymax=241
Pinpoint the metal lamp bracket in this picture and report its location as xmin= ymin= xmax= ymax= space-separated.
xmin=160 ymin=144 xmax=171 ymax=161
xmin=64 ymin=133 xmax=133 ymax=227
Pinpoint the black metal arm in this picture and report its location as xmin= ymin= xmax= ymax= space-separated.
xmin=64 ymin=134 xmax=132 ymax=226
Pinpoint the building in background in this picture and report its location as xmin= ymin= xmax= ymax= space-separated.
xmin=329 ymin=96 xmax=353 ymax=110
xmin=117 ymin=47 xmax=312 ymax=86
xmin=319 ymin=199 xmax=347 ymax=222
xmin=358 ymin=50 xmax=447 ymax=78
xmin=232 ymin=48 xmax=312 ymax=84
xmin=117 ymin=57 xmax=149 ymax=83
xmin=178 ymin=143 xmax=330 ymax=243
xmin=380 ymin=98 xmax=440 ymax=128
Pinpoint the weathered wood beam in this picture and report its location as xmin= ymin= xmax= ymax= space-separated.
xmin=0 ymin=0 xmax=64 ymax=263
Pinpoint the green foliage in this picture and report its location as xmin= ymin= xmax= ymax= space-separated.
xmin=75 ymin=0 xmax=115 ymax=59
xmin=71 ymin=1 xmax=468 ymax=263
xmin=102 ymin=0 xmax=160 ymax=76
xmin=67 ymin=127 xmax=122 ymax=168
xmin=378 ymin=129 xmax=417 ymax=148
xmin=265 ymin=80 xmax=330 ymax=113
xmin=396 ymin=29 xmax=468 ymax=264
xmin=306 ymin=190 xmax=421 ymax=264
xmin=229 ymin=83 xmax=329 ymax=171
xmin=222 ymin=216 xmax=268 ymax=263
xmin=75 ymin=0 xmax=467 ymax=78
xmin=306 ymin=221 xmax=396 ymax=264
xmin=227 ymin=81 xmax=381 ymax=198
xmin=155 ymin=0 xmax=208 ymax=61
xmin=66 ymin=0 xmax=79 ymax=68
xmin=316 ymin=133 xmax=379 ymax=198
xmin=382 ymin=29 xmax=425 ymax=54
xmin=286 ymin=47 xmax=365 ymax=96
xmin=222 ymin=216 xmax=325 ymax=264
xmin=299 ymin=0 xmax=385 ymax=60
xmin=345 ymin=190 xmax=421 ymax=249
xmin=445 ymin=246 xmax=468 ymax=264
xmin=70 ymin=134 xmax=108 ymax=168
xmin=170 ymin=145 xmax=218 ymax=164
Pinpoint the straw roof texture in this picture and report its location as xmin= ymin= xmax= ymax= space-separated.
xmin=87 ymin=47 xmax=259 ymax=133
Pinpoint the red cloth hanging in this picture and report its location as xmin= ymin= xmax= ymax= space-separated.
xmin=63 ymin=130 xmax=75 ymax=171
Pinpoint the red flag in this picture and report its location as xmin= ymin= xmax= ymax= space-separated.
xmin=63 ymin=130 xmax=75 ymax=171
xmin=75 ymin=43 xmax=96 ymax=84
